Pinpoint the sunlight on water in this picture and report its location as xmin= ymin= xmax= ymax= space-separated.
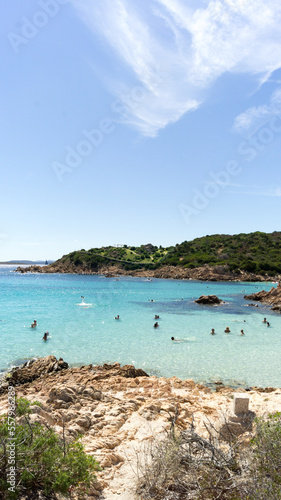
xmin=0 ymin=266 xmax=279 ymax=387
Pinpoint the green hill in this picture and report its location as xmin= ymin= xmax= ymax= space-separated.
xmin=54 ymin=231 xmax=281 ymax=277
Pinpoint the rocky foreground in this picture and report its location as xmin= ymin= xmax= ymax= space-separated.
xmin=16 ymin=263 xmax=280 ymax=282
xmin=244 ymin=283 xmax=281 ymax=312
xmin=1 ymin=356 xmax=281 ymax=499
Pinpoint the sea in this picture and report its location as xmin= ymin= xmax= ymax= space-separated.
xmin=0 ymin=266 xmax=280 ymax=388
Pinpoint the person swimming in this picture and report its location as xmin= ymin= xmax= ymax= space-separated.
xmin=77 ymin=296 xmax=92 ymax=307
xmin=115 ymin=315 xmax=120 ymax=320
xmin=42 ymin=332 xmax=49 ymax=341
xmin=263 ymin=318 xmax=267 ymax=323
xmin=154 ymin=322 xmax=159 ymax=328
xmin=211 ymin=328 xmax=215 ymax=335
xmin=224 ymin=327 xmax=231 ymax=333
xmin=267 ymin=321 xmax=270 ymax=327
xmin=31 ymin=320 xmax=37 ymax=328
xmin=240 ymin=329 xmax=245 ymax=335
xmin=171 ymin=336 xmax=186 ymax=342
xmin=154 ymin=315 xmax=159 ymax=319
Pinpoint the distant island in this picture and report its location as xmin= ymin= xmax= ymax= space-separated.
xmin=1 ymin=260 xmax=53 ymax=265
xmin=15 ymin=231 xmax=281 ymax=282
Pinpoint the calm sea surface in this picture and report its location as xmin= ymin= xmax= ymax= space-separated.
xmin=0 ymin=266 xmax=280 ymax=387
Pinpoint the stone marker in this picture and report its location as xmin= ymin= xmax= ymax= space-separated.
xmin=233 ymin=394 xmax=249 ymax=415
xmin=219 ymin=393 xmax=253 ymax=439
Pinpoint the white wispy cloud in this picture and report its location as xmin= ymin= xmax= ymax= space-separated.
xmin=234 ymin=86 xmax=281 ymax=132
xmin=226 ymin=182 xmax=244 ymax=187
xmin=71 ymin=0 xmax=281 ymax=136
xmin=270 ymin=187 xmax=281 ymax=197
xmin=233 ymin=105 xmax=271 ymax=132
xmin=226 ymin=186 xmax=281 ymax=197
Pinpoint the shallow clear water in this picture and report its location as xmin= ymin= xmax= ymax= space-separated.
xmin=0 ymin=266 xmax=280 ymax=387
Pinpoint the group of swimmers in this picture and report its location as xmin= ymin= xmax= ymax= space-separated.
xmin=211 ymin=327 xmax=245 ymax=335
xmin=154 ymin=315 xmax=160 ymax=328
xmin=210 ymin=317 xmax=272 ymax=337
xmin=114 ymin=312 xmax=161 ymax=329
xmin=263 ymin=317 xmax=270 ymax=327
xmin=30 ymin=319 xmax=50 ymax=341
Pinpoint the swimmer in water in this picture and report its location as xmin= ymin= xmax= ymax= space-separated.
xmin=171 ymin=337 xmax=186 ymax=342
xmin=263 ymin=318 xmax=267 ymax=323
xmin=42 ymin=332 xmax=49 ymax=342
xmin=154 ymin=322 xmax=159 ymax=328
xmin=154 ymin=315 xmax=159 ymax=319
xmin=224 ymin=327 xmax=231 ymax=333
xmin=211 ymin=328 xmax=215 ymax=335
xmin=115 ymin=315 xmax=120 ymax=320
xmin=31 ymin=320 xmax=37 ymax=328
xmin=267 ymin=321 xmax=270 ymax=327
xmin=240 ymin=329 xmax=245 ymax=335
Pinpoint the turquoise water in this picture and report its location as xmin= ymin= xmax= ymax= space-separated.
xmin=0 ymin=266 xmax=280 ymax=387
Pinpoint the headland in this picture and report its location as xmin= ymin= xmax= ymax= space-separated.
xmin=15 ymin=231 xmax=281 ymax=283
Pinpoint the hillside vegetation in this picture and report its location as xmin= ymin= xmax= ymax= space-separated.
xmin=56 ymin=231 xmax=281 ymax=276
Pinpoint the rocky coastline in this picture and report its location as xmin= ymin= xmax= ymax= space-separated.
xmin=1 ymin=356 xmax=281 ymax=499
xmin=244 ymin=283 xmax=281 ymax=312
xmin=15 ymin=262 xmax=280 ymax=282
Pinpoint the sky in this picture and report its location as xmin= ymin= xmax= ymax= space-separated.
xmin=1 ymin=0 xmax=281 ymax=261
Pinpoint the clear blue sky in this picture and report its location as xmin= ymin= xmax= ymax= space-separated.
xmin=1 ymin=0 xmax=281 ymax=260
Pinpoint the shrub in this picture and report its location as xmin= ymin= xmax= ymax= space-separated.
xmin=137 ymin=410 xmax=281 ymax=499
xmin=0 ymin=398 xmax=101 ymax=499
xmin=137 ymin=416 xmax=249 ymax=499
xmin=250 ymin=412 xmax=281 ymax=498
xmin=15 ymin=397 xmax=41 ymax=416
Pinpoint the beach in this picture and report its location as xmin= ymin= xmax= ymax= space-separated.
xmin=1 ymin=356 xmax=281 ymax=499
xmin=1 ymin=267 xmax=281 ymax=497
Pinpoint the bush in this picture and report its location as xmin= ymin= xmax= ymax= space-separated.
xmin=241 ymin=260 xmax=257 ymax=272
xmin=137 ymin=416 xmax=248 ymax=499
xmin=250 ymin=412 xmax=281 ymax=498
xmin=0 ymin=398 xmax=101 ymax=499
xmin=137 ymin=410 xmax=281 ymax=499
xmin=15 ymin=397 xmax=41 ymax=416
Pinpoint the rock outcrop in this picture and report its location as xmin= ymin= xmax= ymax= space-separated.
xmin=244 ymin=284 xmax=281 ymax=312
xmin=195 ymin=295 xmax=223 ymax=305
xmin=2 ymin=358 xmax=148 ymax=392
xmin=4 ymin=356 xmax=68 ymax=387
